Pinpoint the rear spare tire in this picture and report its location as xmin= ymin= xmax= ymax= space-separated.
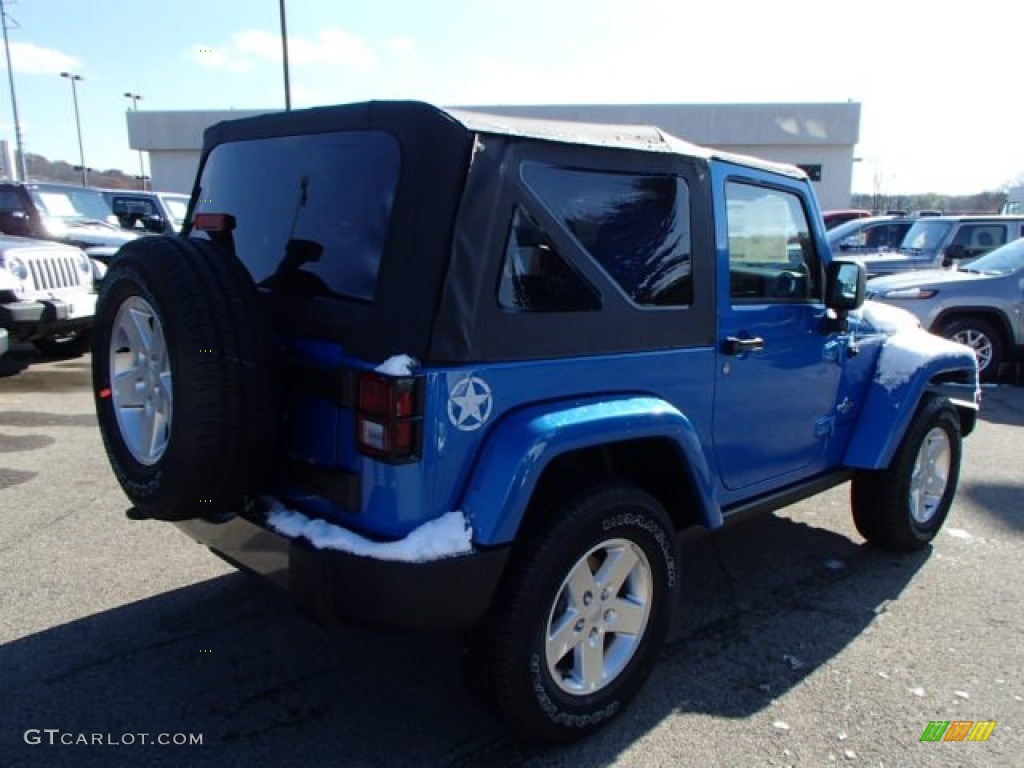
xmin=91 ymin=236 xmax=279 ymax=521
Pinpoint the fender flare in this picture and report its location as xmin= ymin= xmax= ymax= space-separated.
xmin=459 ymin=395 xmax=720 ymax=546
xmin=844 ymin=350 xmax=978 ymax=469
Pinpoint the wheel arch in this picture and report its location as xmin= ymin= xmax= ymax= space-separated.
xmin=932 ymin=307 xmax=1013 ymax=347
xmin=844 ymin=356 xmax=978 ymax=470
xmin=459 ymin=396 xmax=720 ymax=547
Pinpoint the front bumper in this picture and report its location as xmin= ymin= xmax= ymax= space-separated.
xmin=0 ymin=295 xmax=96 ymax=341
xmin=175 ymin=514 xmax=510 ymax=631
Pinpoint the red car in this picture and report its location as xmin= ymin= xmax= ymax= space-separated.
xmin=823 ymin=208 xmax=871 ymax=229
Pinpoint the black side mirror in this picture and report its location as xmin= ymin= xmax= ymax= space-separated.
xmin=144 ymin=215 xmax=166 ymax=233
xmin=826 ymin=260 xmax=865 ymax=311
xmin=942 ymin=243 xmax=966 ymax=266
xmin=824 ymin=260 xmax=865 ymax=333
xmin=0 ymin=210 xmax=32 ymax=237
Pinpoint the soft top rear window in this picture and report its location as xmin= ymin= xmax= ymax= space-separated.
xmin=194 ymin=130 xmax=400 ymax=302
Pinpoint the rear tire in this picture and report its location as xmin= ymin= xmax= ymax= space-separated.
xmin=851 ymin=396 xmax=962 ymax=551
xmin=464 ymin=483 xmax=679 ymax=743
xmin=91 ymin=236 xmax=279 ymax=521
xmin=940 ymin=316 xmax=1005 ymax=381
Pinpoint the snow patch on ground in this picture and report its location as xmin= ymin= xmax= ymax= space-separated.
xmin=266 ymin=500 xmax=473 ymax=562
xmin=375 ymin=354 xmax=419 ymax=376
xmin=875 ymin=329 xmax=975 ymax=392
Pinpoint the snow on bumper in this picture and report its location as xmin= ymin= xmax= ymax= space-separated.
xmin=174 ymin=504 xmax=508 ymax=631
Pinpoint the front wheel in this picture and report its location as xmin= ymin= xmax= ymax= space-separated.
xmin=851 ymin=396 xmax=962 ymax=551
xmin=465 ymin=483 xmax=680 ymax=743
xmin=940 ymin=316 xmax=1005 ymax=381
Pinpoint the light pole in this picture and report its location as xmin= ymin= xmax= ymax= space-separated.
xmin=124 ymin=91 xmax=147 ymax=190
xmin=279 ymin=0 xmax=291 ymax=110
xmin=1 ymin=0 xmax=28 ymax=180
xmin=60 ymin=71 xmax=87 ymax=186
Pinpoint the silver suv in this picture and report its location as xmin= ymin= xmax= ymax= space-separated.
xmin=867 ymin=236 xmax=1024 ymax=379
xmin=854 ymin=215 xmax=1024 ymax=277
xmin=0 ymin=235 xmax=98 ymax=357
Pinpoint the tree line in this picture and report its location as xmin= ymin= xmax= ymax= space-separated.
xmin=851 ymin=190 xmax=1008 ymax=215
xmin=20 ymin=152 xmax=142 ymax=190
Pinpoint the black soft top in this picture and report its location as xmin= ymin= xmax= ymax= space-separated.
xmin=193 ymin=101 xmax=796 ymax=363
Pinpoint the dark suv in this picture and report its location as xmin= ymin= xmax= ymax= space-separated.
xmin=90 ymin=101 xmax=979 ymax=743
xmin=0 ymin=181 xmax=139 ymax=261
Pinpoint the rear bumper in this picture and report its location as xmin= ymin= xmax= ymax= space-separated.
xmin=174 ymin=514 xmax=509 ymax=631
xmin=0 ymin=296 xmax=95 ymax=340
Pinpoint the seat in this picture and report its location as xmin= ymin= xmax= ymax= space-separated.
xmin=975 ymin=231 xmax=995 ymax=247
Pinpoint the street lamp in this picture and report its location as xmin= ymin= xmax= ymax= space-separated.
xmin=279 ymin=0 xmax=291 ymax=110
xmin=60 ymin=71 xmax=87 ymax=186
xmin=124 ymin=92 xmax=147 ymax=190
xmin=1 ymin=0 xmax=28 ymax=181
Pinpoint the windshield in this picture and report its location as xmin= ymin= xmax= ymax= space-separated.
xmin=29 ymin=185 xmax=116 ymax=224
xmin=828 ymin=217 xmax=877 ymax=245
xmin=159 ymin=194 xmax=189 ymax=227
xmin=962 ymin=237 xmax=1024 ymax=274
xmin=899 ymin=220 xmax=952 ymax=251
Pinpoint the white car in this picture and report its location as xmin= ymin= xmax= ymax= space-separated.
xmin=0 ymin=234 xmax=99 ymax=357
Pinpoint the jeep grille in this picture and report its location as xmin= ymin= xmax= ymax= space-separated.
xmin=27 ymin=253 xmax=84 ymax=292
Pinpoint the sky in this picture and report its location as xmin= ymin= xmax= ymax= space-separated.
xmin=0 ymin=0 xmax=1020 ymax=196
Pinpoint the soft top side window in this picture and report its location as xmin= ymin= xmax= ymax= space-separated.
xmin=498 ymin=207 xmax=600 ymax=312
xmin=522 ymin=165 xmax=693 ymax=307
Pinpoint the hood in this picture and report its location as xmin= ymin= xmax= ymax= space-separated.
xmin=848 ymin=300 xmax=921 ymax=335
xmin=61 ymin=222 xmax=140 ymax=247
xmin=867 ymin=267 xmax=993 ymax=294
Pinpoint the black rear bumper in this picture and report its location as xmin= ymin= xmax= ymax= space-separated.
xmin=174 ymin=514 xmax=509 ymax=631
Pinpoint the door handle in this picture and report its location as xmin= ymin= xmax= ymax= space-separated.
xmin=722 ymin=336 xmax=766 ymax=355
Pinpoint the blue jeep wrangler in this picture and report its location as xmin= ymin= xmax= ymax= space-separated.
xmin=91 ymin=101 xmax=979 ymax=743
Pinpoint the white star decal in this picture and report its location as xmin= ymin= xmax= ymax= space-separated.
xmin=448 ymin=376 xmax=493 ymax=431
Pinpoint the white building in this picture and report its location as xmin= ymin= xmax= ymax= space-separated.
xmin=127 ymin=102 xmax=860 ymax=209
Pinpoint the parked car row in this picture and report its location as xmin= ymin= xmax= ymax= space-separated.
xmin=866 ymin=235 xmax=1024 ymax=380
xmin=852 ymin=215 xmax=1024 ymax=277
xmin=0 ymin=181 xmax=189 ymax=263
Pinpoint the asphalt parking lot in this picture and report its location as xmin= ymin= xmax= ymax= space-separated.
xmin=1 ymin=345 xmax=1021 ymax=767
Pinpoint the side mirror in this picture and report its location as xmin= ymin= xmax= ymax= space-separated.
xmin=942 ymin=243 xmax=966 ymax=266
xmin=0 ymin=210 xmax=31 ymax=237
xmin=825 ymin=260 xmax=865 ymax=334
xmin=826 ymin=260 xmax=866 ymax=311
xmin=144 ymin=215 xmax=166 ymax=233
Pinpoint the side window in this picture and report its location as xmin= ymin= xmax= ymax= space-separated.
xmin=0 ymin=188 xmax=25 ymax=212
xmin=497 ymin=207 xmax=601 ymax=312
xmin=725 ymin=181 xmax=821 ymax=302
xmin=952 ymin=224 xmax=1007 ymax=253
xmin=523 ymin=165 xmax=693 ymax=307
xmin=112 ymin=197 xmax=157 ymax=229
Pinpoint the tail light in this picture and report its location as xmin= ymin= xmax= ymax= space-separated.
xmin=356 ymin=372 xmax=424 ymax=462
